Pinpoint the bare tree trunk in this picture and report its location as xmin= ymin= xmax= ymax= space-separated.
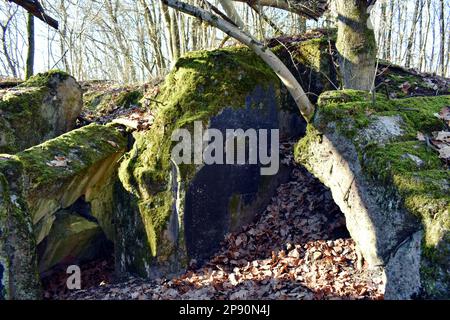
xmin=405 ymin=0 xmax=420 ymax=68
xmin=439 ymin=0 xmax=445 ymax=76
xmin=170 ymin=9 xmax=181 ymax=61
xmin=446 ymin=22 xmax=450 ymax=77
xmin=335 ymin=0 xmax=377 ymax=91
xmin=385 ymin=0 xmax=394 ymax=61
xmin=378 ymin=1 xmax=387 ymax=60
xmin=0 ymin=12 xmax=17 ymax=78
xmin=104 ymin=0 xmax=137 ymax=83
xmin=219 ymin=0 xmax=245 ymax=29
xmin=298 ymin=16 xmax=307 ymax=33
xmin=25 ymin=12 xmax=34 ymax=79
xmin=58 ymin=0 xmax=70 ymax=72
xmin=162 ymin=0 xmax=315 ymax=121
xmin=420 ymin=0 xmax=432 ymax=71
xmin=140 ymin=0 xmax=166 ymax=75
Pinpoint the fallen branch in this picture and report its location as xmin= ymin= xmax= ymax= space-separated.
xmin=162 ymin=0 xmax=315 ymax=121
xmin=231 ymin=0 xmax=329 ymax=20
xmin=7 ymin=0 xmax=58 ymax=29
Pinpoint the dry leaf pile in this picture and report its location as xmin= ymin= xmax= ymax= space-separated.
xmin=60 ymin=142 xmax=384 ymax=301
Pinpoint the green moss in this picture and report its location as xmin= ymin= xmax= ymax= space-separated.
xmin=316 ymin=92 xmax=450 ymax=140
xmin=119 ymin=47 xmax=280 ymax=261
xmin=83 ymin=91 xmax=106 ymax=111
xmin=116 ymin=90 xmax=142 ymax=108
xmin=271 ymin=30 xmax=337 ymax=72
xmin=296 ymin=89 xmax=450 ymax=298
xmin=364 ymin=142 xmax=443 ymax=180
xmin=318 ymin=89 xmax=386 ymax=106
xmin=16 ymin=123 xmax=126 ymax=190
xmin=0 ymin=73 xmax=75 ymax=153
xmin=381 ymin=71 xmax=450 ymax=99
xmin=308 ymin=90 xmax=449 ymax=225
xmin=20 ymin=69 xmax=70 ymax=88
xmin=293 ymin=36 xmax=335 ymax=72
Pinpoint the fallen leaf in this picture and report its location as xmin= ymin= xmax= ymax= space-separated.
xmin=399 ymin=81 xmax=411 ymax=94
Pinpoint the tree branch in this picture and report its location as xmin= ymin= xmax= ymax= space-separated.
xmin=7 ymin=0 xmax=58 ymax=29
xmin=231 ymin=0 xmax=329 ymax=20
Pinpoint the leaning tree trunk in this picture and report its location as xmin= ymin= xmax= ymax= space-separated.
xmin=218 ymin=0 xmax=245 ymax=29
xmin=335 ymin=0 xmax=377 ymax=91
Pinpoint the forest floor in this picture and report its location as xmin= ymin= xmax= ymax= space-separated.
xmin=43 ymin=141 xmax=385 ymax=300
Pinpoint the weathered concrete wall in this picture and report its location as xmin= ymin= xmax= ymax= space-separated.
xmin=1 ymin=123 xmax=128 ymax=284
xmin=115 ymin=47 xmax=305 ymax=279
xmin=0 ymin=156 xmax=41 ymax=299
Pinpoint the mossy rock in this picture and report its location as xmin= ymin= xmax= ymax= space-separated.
xmin=0 ymin=70 xmax=83 ymax=154
xmin=0 ymin=123 xmax=128 ymax=280
xmin=295 ymin=90 xmax=450 ymax=299
xmin=0 ymin=156 xmax=41 ymax=299
xmin=116 ymin=47 xmax=304 ymax=278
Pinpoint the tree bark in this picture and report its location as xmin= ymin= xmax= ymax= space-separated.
xmin=440 ymin=0 xmax=445 ymax=76
xmin=25 ymin=12 xmax=34 ymax=80
xmin=0 ymin=11 xmax=17 ymax=78
xmin=218 ymin=0 xmax=245 ymax=29
xmin=405 ymin=0 xmax=420 ymax=68
xmin=162 ymin=0 xmax=315 ymax=121
xmin=420 ymin=0 xmax=432 ymax=71
xmin=385 ymin=0 xmax=394 ymax=61
xmin=140 ymin=0 xmax=166 ymax=76
xmin=335 ymin=0 xmax=377 ymax=91
xmin=377 ymin=1 xmax=387 ymax=59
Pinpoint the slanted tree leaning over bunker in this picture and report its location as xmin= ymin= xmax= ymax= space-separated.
xmin=163 ymin=0 xmax=380 ymax=121
xmin=161 ymin=0 xmax=316 ymax=122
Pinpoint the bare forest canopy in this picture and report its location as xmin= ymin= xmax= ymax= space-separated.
xmin=0 ymin=0 xmax=449 ymax=82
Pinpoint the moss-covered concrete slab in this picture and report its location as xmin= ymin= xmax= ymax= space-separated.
xmin=13 ymin=123 xmax=128 ymax=245
xmin=116 ymin=47 xmax=305 ymax=278
xmin=0 ymin=70 xmax=82 ymax=154
xmin=295 ymin=90 xmax=450 ymax=299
